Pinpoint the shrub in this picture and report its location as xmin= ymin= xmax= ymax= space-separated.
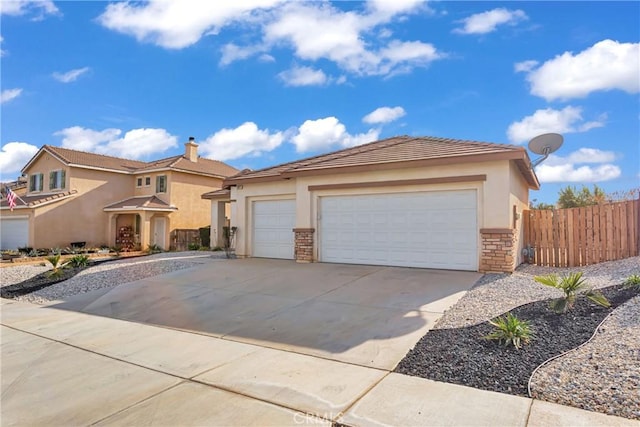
xmin=68 ymin=254 xmax=90 ymax=268
xmin=46 ymin=253 xmax=69 ymax=278
xmin=484 ymin=312 xmax=533 ymax=349
xmin=147 ymin=244 xmax=162 ymax=254
xmin=534 ymin=272 xmax=610 ymax=313
xmin=623 ymin=274 xmax=640 ymax=290
xmin=188 ymin=242 xmax=201 ymax=251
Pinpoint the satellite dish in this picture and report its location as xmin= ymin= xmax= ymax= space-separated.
xmin=528 ymin=133 xmax=563 ymax=167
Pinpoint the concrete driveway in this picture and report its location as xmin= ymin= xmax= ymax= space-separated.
xmin=51 ymin=258 xmax=480 ymax=370
xmin=3 ymin=259 xmax=635 ymax=426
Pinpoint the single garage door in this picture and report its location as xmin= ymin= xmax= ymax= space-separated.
xmin=253 ymin=199 xmax=295 ymax=259
xmin=320 ymin=190 xmax=477 ymax=270
xmin=0 ymin=217 xmax=29 ymax=250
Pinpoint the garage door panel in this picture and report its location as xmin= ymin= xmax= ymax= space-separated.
xmin=0 ymin=218 xmax=29 ymax=250
xmin=320 ymin=190 xmax=477 ymax=270
xmin=252 ymin=200 xmax=295 ymax=259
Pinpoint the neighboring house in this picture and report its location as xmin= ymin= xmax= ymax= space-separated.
xmin=0 ymin=138 xmax=238 ymax=251
xmin=214 ymin=135 xmax=539 ymax=273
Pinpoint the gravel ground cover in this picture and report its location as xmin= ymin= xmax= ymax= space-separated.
xmin=0 ymin=251 xmax=228 ymax=304
xmin=395 ymin=256 xmax=640 ymax=420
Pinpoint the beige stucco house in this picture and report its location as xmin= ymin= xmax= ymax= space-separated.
xmin=0 ymin=138 xmax=238 ymax=251
xmin=210 ymin=136 xmax=539 ymax=273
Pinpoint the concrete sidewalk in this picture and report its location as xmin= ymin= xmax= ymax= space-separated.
xmin=2 ymin=298 xmax=637 ymax=427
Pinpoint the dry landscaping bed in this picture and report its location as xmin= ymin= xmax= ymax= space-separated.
xmin=396 ymin=257 xmax=640 ymax=421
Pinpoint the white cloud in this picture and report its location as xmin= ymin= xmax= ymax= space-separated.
xmin=507 ymin=106 xmax=606 ymax=144
xmin=536 ymin=163 xmax=621 ymax=183
xmin=291 ymin=116 xmax=380 ymax=152
xmin=263 ymin=3 xmax=443 ymax=76
xmin=52 ymin=67 xmax=90 ymax=83
xmin=0 ymin=142 xmax=39 ymax=177
xmin=99 ymin=2 xmax=443 ymax=78
xmin=0 ymin=0 xmax=59 ymax=17
xmin=200 ymin=122 xmax=284 ymax=161
xmin=363 ymin=106 xmax=406 ymax=124
xmin=220 ymin=43 xmax=265 ymax=66
xmin=514 ymin=60 xmax=538 ymax=73
xmin=55 ymin=126 xmax=178 ymax=159
xmin=453 ymin=8 xmax=527 ymax=35
xmin=1 ymin=88 xmax=23 ymax=104
xmin=0 ymin=35 xmax=6 ymax=57
xmin=521 ymin=40 xmax=640 ymax=101
xmin=535 ymin=148 xmax=621 ymax=183
xmin=367 ymin=0 xmax=426 ymax=16
xmin=278 ymin=65 xmax=328 ymax=86
xmin=544 ymin=148 xmax=617 ymax=167
xmin=98 ymin=0 xmax=283 ymax=49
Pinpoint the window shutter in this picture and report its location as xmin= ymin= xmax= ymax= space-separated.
xmin=39 ymin=174 xmax=43 ymax=191
xmin=50 ymin=171 xmax=56 ymax=190
xmin=61 ymin=170 xmax=66 ymax=189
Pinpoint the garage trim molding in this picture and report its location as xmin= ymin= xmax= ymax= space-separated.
xmin=308 ymin=175 xmax=486 ymax=192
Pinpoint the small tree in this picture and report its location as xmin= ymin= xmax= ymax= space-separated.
xmin=557 ymin=185 xmax=605 ymax=209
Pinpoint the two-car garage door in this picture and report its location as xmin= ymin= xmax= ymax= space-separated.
xmin=319 ymin=190 xmax=478 ymax=271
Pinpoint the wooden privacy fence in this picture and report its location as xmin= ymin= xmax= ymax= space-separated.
xmin=170 ymin=229 xmax=200 ymax=251
xmin=523 ymin=199 xmax=640 ymax=267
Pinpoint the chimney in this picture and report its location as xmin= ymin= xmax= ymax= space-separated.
xmin=185 ymin=136 xmax=198 ymax=162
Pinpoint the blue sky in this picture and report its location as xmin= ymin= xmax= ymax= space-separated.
xmin=1 ymin=0 xmax=638 ymax=203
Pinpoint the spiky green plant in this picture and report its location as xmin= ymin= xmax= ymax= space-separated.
xmin=534 ymin=272 xmax=611 ymax=313
xmin=623 ymin=274 xmax=640 ymax=290
xmin=484 ymin=312 xmax=533 ymax=349
xmin=46 ymin=253 xmax=69 ymax=278
xmin=68 ymin=254 xmax=90 ymax=268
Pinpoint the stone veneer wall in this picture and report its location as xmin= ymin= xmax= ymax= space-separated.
xmin=479 ymin=228 xmax=517 ymax=273
xmin=293 ymin=228 xmax=315 ymax=263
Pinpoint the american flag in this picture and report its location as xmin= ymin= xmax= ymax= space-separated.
xmin=5 ymin=186 xmax=17 ymax=211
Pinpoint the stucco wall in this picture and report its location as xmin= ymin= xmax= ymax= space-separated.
xmin=509 ymin=162 xmax=532 ymax=266
xmin=169 ymin=172 xmax=223 ymax=231
xmin=24 ymin=152 xmax=70 ymax=195
xmin=230 ymin=159 xmax=532 ymax=270
xmin=32 ymin=167 xmax=133 ymax=248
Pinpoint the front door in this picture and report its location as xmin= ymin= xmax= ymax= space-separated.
xmin=153 ymin=217 xmax=166 ymax=249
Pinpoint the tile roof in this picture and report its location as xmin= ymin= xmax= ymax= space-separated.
xmin=0 ymin=190 xmax=77 ymax=209
xmin=135 ymin=155 xmax=240 ymax=178
xmin=225 ymin=135 xmax=539 ymax=188
xmin=44 ymin=145 xmax=147 ymax=172
xmin=103 ymin=195 xmax=176 ymax=211
xmin=25 ymin=145 xmax=239 ymax=178
xmin=201 ymin=188 xmax=230 ymax=199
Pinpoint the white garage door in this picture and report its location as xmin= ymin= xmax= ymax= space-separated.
xmin=320 ymin=190 xmax=477 ymax=270
xmin=0 ymin=217 xmax=29 ymax=250
xmin=253 ymin=200 xmax=295 ymax=259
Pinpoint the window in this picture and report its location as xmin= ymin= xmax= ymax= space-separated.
xmin=136 ymin=177 xmax=143 ymax=187
xmin=49 ymin=170 xmax=66 ymax=190
xmin=29 ymin=173 xmax=43 ymax=192
xmin=145 ymin=176 xmax=151 ymax=186
xmin=156 ymin=175 xmax=167 ymax=193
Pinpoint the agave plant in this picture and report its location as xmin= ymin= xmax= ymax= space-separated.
xmin=484 ymin=312 xmax=533 ymax=349
xmin=534 ymin=272 xmax=610 ymax=314
xmin=68 ymin=254 xmax=90 ymax=268
xmin=623 ymin=274 xmax=640 ymax=290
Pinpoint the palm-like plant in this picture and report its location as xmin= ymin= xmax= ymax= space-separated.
xmin=534 ymin=272 xmax=610 ymax=313
xmin=484 ymin=312 xmax=533 ymax=349
xmin=46 ymin=253 xmax=69 ymax=278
